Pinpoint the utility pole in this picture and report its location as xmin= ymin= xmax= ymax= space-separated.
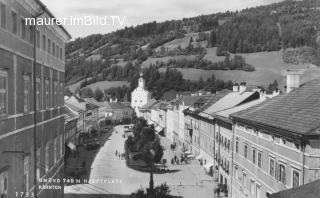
xmin=33 ymin=10 xmax=44 ymax=198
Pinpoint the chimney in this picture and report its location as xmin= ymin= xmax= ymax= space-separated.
xmin=233 ymin=82 xmax=239 ymax=92
xmin=259 ymin=90 xmax=266 ymax=101
xmin=283 ymin=69 xmax=304 ymax=93
xmin=272 ymin=89 xmax=280 ymax=97
xmin=239 ymin=81 xmax=247 ymax=93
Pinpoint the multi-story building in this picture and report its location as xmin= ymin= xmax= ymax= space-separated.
xmin=184 ymin=85 xmax=268 ymax=194
xmin=167 ymin=95 xmax=201 ymax=145
xmin=139 ymin=99 xmax=157 ymax=124
xmin=64 ymin=105 xmax=78 ymax=154
xmin=0 ymin=0 xmax=71 ymax=198
xmin=150 ymin=101 xmax=167 ymax=134
xmin=230 ymin=77 xmax=320 ymax=198
xmin=184 ymin=93 xmax=228 ymax=163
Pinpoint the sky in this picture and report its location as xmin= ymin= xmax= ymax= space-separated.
xmin=41 ymin=0 xmax=283 ymax=39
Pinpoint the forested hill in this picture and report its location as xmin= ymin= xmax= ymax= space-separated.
xmin=65 ymin=0 xmax=320 ymax=92
xmin=66 ymin=0 xmax=319 ymax=55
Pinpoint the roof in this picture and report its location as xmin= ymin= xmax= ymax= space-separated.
xmin=269 ymin=179 xmax=320 ymax=198
xmin=83 ymin=98 xmax=104 ymax=108
xmin=183 ymin=95 xmax=203 ymax=106
xmin=215 ymin=99 xmax=263 ymax=119
xmin=193 ymin=90 xmax=231 ymax=113
xmin=162 ymin=90 xmax=179 ymax=101
xmin=65 ymin=95 xmax=85 ymax=103
xmin=231 ymin=79 xmax=320 ymax=136
xmin=203 ymin=91 xmax=258 ymax=114
xmin=65 ymin=101 xmax=86 ymax=112
xmin=98 ymin=101 xmax=133 ymax=110
xmin=140 ymin=99 xmax=158 ymax=110
xmin=64 ymin=106 xmax=79 ymax=122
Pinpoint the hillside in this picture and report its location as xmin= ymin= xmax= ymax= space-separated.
xmin=65 ymin=0 xmax=320 ymax=100
xmin=161 ymin=50 xmax=320 ymax=89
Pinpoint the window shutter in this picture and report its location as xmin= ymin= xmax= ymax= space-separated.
xmin=283 ymin=169 xmax=286 ymax=185
xmin=275 ymin=162 xmax=279 ymax=181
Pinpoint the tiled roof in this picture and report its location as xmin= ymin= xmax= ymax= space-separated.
xmin=162 ymin=90 xmax=179 ymax=101
xmin=203 ymin=91 xmax=258 ymax=114
xmin=64 ymin=106 xmax=79 ymax=122
xmin=269 ymin=179 xmax=320 ymax=198
xmin=140 ymin=99 xmax=158 ymax=110
xmin=183 ymin=95 xmax=203 ymax=106
xmin=98 ymin=102 xmax=133 ymax=110
xmin=151 ymin=101 xmax=169 ymax=110
xmin=231 ymin=79 xmax=320 ymax=135
xmin=65 ymin=101 xmax=86 ymax=112
xmin=83 ymin=98 xmax=104 ymax=108
xmin=193 ymin=90 xmax=231 ymax=113
xmin=65 ymin=95 xmax=85 ymax=103
xmin=215 ymin=99 xmax=263 ymax=118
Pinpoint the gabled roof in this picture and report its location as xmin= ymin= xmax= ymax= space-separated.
xmin=215 ymin=99 xmax=263 ymax=118
xmin=83 ymin=98 xmax=104 ymax=108
xmin=269 ymin=179 xmax=320 ymax=198
xmin=65 ymin=101 xmax=86 ymax=112
xmin=162 ymin=90 xmax=179 ymax=101
xmin=203 ymin=91 xmax=259 ymax=114
xmin=140 ymin=99 xmax=158 ymax=110
xmin=231 ymin=79 xmax=320 ymax=136
xmin=151 ymin=101 xmax=168 ymax=110
xmin=192 ymin=90 xmax=231 ymax=113
xmin=64 ymin=106 xmax=79 ymax=122
xmin=183 ymin=95 xmax=203 ymax=106
xmin=65 ymin=95 xmax=85 ymax=103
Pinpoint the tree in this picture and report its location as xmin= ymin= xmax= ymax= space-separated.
xmin=80 ymin=87 xmax=93 ymax=98
xmin=64 ymin=87 xmax=73 ymax=97
xmin=209 ymin=30 xmax=216 ymax=47
xmin=267 ymin=80 xmax=279 ymax=93
xmin=93 ymin=87 xmax=104 ymax=101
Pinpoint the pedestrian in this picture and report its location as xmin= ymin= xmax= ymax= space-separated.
xmin=115 ymin=150 xmax=118 ymax=156
xmin=171 ymin=158 xmax=174 ymax=165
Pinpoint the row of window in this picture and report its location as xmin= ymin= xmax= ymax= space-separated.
xmin=234 ymin=159 xmax=300 ymax=198
xmin=236 ymin=124 xmax=301 ymax=151
xmin=234 ymin=143 xmax=300 ymax=188
xmin=0 ymin=171 xmax=8 ymax=198
xmin=0 ymin=69 xmax=64 ymax=115
xmin=236 ymin=140 xmax=263 ymax=169
xmin=0 ymin=134 xmax=63 ymax=198
xmin=0 ymin=2 xmax=64 ymax=60
xmin=37 ymin=134 xmax=63 ymax=180
xmin=234 ymin=168 xmax=262 ymax=198
xmin=217 ymin=133 xmax=231 ymax=152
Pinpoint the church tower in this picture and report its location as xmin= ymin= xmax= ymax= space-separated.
xmin=131 ymin=72 xmax=151 ymax=117
xmin=138 ymin=73 xmax=145 ymax=88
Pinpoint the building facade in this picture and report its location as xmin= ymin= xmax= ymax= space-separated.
xmin=0 ymin=0 xmax=71 ymax=198
xmin=230 ymin=79 xmax=320 ymax=198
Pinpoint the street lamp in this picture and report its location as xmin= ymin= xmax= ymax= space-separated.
xmin=148 ymin=149 xmax=156 ymax=198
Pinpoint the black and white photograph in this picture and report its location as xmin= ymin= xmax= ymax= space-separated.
xmin=0 ymin=0 xmax=319 ymax=197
